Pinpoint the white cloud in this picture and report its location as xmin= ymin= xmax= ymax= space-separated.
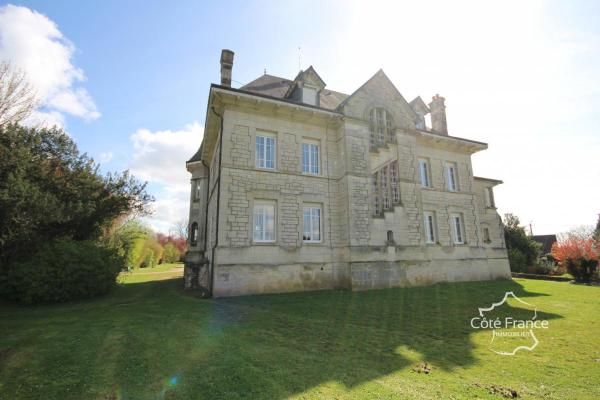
xmin=0 ymin=4 xmax=100 ymax=126
xmin=99 ymin=151 xmax=114 ymax=163
xmin=130 ymin=122 xmax=203 ymax=232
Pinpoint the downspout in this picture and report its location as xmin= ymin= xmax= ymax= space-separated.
xmin=201 ymin=158 xmax=210 ymax=256
xmin=209 ymin=106 xmax=224 ymax=297
xmin=324 ymin=117 xmax=335 ymax=283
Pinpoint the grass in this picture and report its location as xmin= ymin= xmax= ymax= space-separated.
xmin=1 ymin=270 xmax=599 ymax=399
xmin=119 ymin=262 xmax=184 ymax=283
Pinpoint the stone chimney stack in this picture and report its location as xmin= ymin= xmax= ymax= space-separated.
xmin=429 ymin=94 xmax=448 ymax=135
xmin=220 ymin=49 xmax=234 ymax=87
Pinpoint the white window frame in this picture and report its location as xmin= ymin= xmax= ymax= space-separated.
xmin=253 ymin=200 xmax=276 ymax=243
xmin=302 ymin=140 xmax=320 ymax=175
xmin=419 ymin=158 xmax=430 ymax=188
xmin=302 ymin=204 xmax=322 ymax=243
xmin=451 ymin=213 xmax=465 ymax=244
xmin=424 ymin=211 xmax=437 ymax=244
xmin=445 ymin=163 xmax=458 ymax=191
xmin=255 ymin=132 xmax=277 ymax=170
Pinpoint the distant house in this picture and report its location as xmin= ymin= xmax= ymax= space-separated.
xmin=184 ymin=49 xmax=511 ymax=297
xmin=532 ymin=234 xmax=557 ymax=256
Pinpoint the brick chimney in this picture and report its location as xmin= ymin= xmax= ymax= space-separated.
xmin=429 ymin=94 xmax=448 ymax=135
xmin=220 ymin=49 xmax=234 ymax=87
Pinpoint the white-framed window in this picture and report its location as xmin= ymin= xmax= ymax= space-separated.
xmin=445 ymin=162 xmax=458 ymax=191
xmin=423 ymin=211 xmax=437 ymax=244
xmin=302 ymin=205 xmax=321 ymax=242
xmin=255 ymin=133 xmax=276 ymax=169
xmin=302 ymin=140 xmax=320 ymax=174
xmin=419 ymin=158 xmax=430 ymax=187
xmin=485 ymin=187 xmax=495 ymax=208
xmin=302 ymin=86 xmax=318 ymax=105
xmin=483 ymin=226 xmax=491 ymax=243
xmin=451 ymin=213 xmax=465 ymax=244
xmin=253 ymin=201 xmax=276 ymax=242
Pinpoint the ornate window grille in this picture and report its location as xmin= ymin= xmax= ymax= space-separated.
xmin=372 ymin=161 xmax=401 ymax=216
xmin=369 ymin=108 xmax=394 ymax=150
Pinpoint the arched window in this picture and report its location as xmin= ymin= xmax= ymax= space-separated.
xmin=190 ymin=222 xmax=199 ymax=246
xmin=369 ymin=108 xmax=394 ymax=149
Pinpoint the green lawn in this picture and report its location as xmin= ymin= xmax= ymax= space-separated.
xmin=1 ymin=270 xmax=599 ymax=399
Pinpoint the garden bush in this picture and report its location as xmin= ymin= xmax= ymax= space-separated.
xmin=503 ymin=214 xmax=540 ymax=272
xmin=163 ymin=242 xmax=181 ymax=263
xmin=552 ymin=236 xmax=598 ymax=283
xmin=508 ymin=248 xmax=528 ymax=272
xmin=0 ymin=240 xmax=124 ymax=304
xmin=564 ymin=258 xmax=598 ymax=283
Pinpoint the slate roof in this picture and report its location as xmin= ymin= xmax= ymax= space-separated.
xmin=241 ymin=73 xmax=348 ymax=110
xmin=187 ymin=145 xmax=203 ymax=163
xmin=532 ymin=234 xmax=557 ymax=255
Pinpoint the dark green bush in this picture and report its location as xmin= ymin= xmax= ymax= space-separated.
xmin=565 ymin=257 xmax=599 ymax=283
xmin=0 ymin=240 xmax=124 ymax=304
xmin=507 ymin=248 xmax=527 ymax=272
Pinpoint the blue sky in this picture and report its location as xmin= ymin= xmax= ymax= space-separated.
xmin=1 ymin=0 xmax=599 ymax=234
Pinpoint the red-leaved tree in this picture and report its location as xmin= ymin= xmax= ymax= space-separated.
xmin=551 ymin=237 xmax=599 ymax=283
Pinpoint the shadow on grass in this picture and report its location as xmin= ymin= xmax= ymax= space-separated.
xmin=169 ymin=279 xmax=562 ymax=399
xmin=0 ymin=278 xmax=563 ymax=400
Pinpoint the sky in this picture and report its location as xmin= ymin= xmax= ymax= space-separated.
xmin=0 ymin=0 xmax=598 ymax=235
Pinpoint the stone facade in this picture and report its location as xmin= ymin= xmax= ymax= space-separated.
xmin=184 ymin=55 xmax=510 ymax=297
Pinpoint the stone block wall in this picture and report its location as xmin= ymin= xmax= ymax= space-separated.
xmin=193 ymin=93 xmax=509 ymax=297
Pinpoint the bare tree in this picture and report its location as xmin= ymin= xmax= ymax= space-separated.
xmin=0 ymin=61 xmax=39 ymax=128
xmin=174 ymin=219 xmax=189 ymax=240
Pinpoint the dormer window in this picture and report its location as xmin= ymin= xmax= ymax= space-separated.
xmin=302 ymin=86 xmax=318 ymax=105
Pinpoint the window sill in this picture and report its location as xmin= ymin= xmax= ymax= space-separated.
xmin=256 ymin=166 xmax=277 ymax=172
xmin=252 ymin=241 xmax=277 ymax=245
xmin=303 ymin=241 xmax=323 ymax=245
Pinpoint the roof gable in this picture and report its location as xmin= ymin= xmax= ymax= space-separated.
xmin=409 ymin=96 xmax=430 ymax=116
xmin=284 ymin=66 xmax=326 ymax=98
xmin=337 ymin=69 xmax=420 ymax=126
